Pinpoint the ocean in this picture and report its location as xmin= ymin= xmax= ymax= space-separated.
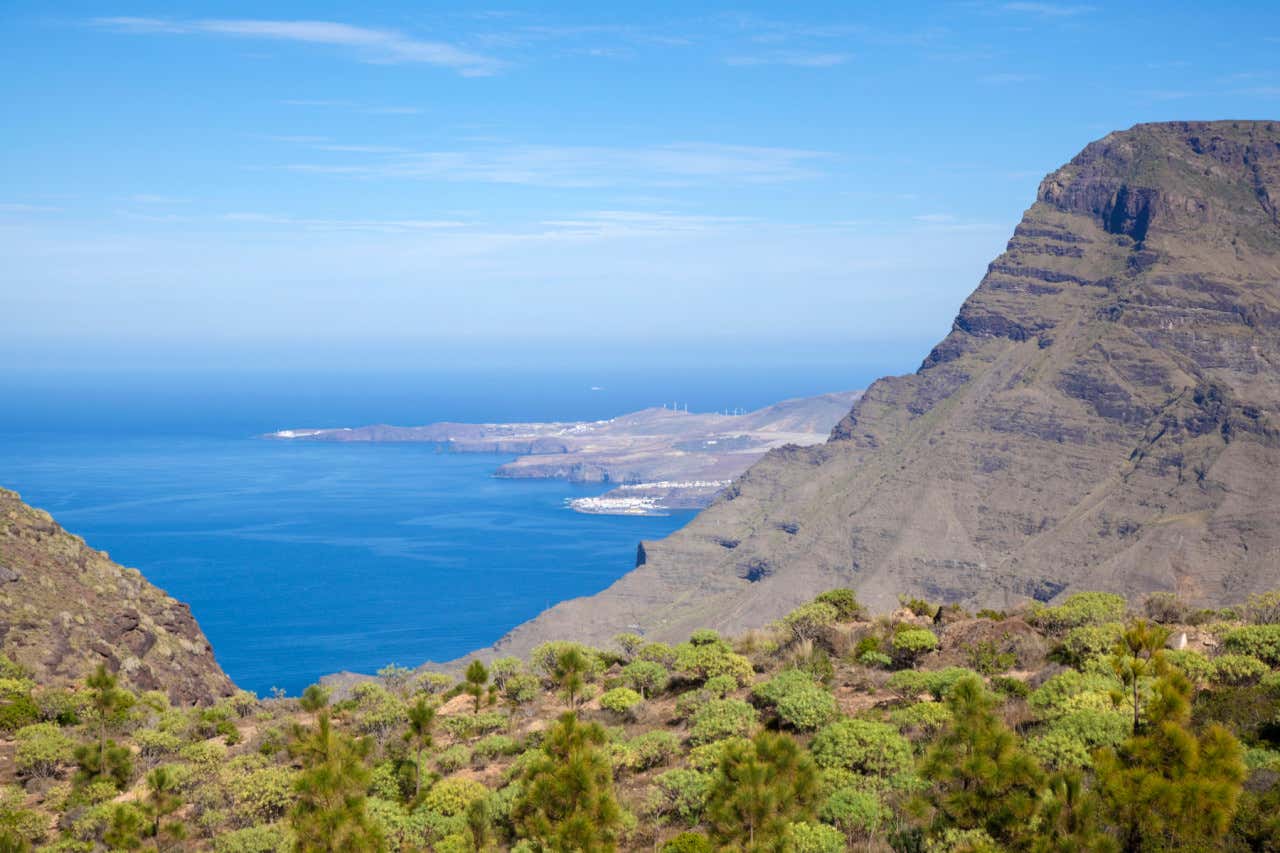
xmin=0 ymin=363 xmax=897 ymax=694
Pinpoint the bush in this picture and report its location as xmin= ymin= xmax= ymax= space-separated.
xmin=673 ymin=641 xmax=754 ymax=687
xmin=891 ymin=628 xmax=939 ymax=666
xmin=627 ymin=730 xmax=681 ymax=771
xmin=15 ymin=722 xmax=74 ymax=779
xmin=688 ymin=737 xmax=751 ymax=772
xmin=1222 ymin=625 xmax=1280 ymax=666
xmin=0 ymin=784 xmax=46 ymax=845
xmin=441 ymin=710 xmax=507 ymax=740
xmin=885 ymin=667 xmax=977 ymax=702
xmin=424 ymin=777 xmax=488 ymax=817
xmin=473 ymin=734 xmax=521 ymax=761
xmin=810 ymin=719 xmax=912 ymax=776
xmin=1026 ymin=709 xmax=1130 ymax=768
xmin=688 ymin=699 xmax=758 ymax=745
xmin=821 ymin=787 xmax=886 ymax=838
xmin=753 ymin=670 xmax=838 ymax=731
xmin=814 ymin=589 xmax=866 ymax=622
xmin=782 ymin=602 xmax=840 ymax=642
xmin=858 ymin=650 xmax=892 ymax=669
xmin=963 ymin=641 xmax=1017 ymax=675
xmin=662 ymin=831 xmax=713 ymax=852
xmin=435 ymin=744 xmax=471 ymax=773
xmin=900 ymin=596 xmax=936 ymax=618
xmin=1144 ymin=592 xmax=1190 ymax=624
xmin=0 ymin=680 xmax=39 ymax=733
xmin=1245 ymin=590 xmax=1280 ymax=625
xmin=789 ymin=820 xmax=846 ymax=852
xmin=227 ymin=765 xmax=296 ymax=824
xmin=1165 ymin=650 xmax=1217 ymax=685
xmin=1213 ymin=654 xmax=1270 ymax=686
xmin=600 ymin=688 xmax=644 ymax=716
xmin=529 ymin=641 xmax=603 ymax=682
xmin=990 ymin=677 xmax=1030 ymax=699
xmin=1057 ymin=622 xmax=1124 ymax=667
xmin=648 ymin=769 xmax=711 ymax=825
xmin=1028 ymin=592 xmax=1126 ymax=632
xmin=889 ymin=702 xmax=952 ymax=737
xmin=1028 ymin=671 xmax=1118 ymax=717
xmin=621 ymin=660 xmax=670 ymax=698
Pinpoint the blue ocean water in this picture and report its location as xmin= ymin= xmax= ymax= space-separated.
xmin=0 ymin=364 xmax=896 ymax=695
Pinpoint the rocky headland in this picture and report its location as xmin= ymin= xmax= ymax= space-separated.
xmin=265 ymin=391 xmax=861 ymax=514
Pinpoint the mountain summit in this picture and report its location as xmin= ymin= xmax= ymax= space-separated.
xmin=492 ymin=120 xmax=1280 ymax=655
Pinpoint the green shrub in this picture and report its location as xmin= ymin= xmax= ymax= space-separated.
xmin=621 ymin=660 xmax=670 ymax=698
xmin=782 ymin=602 xmax=840 ymax=642
xmin=435 ymin=744 xmax=472 ymax=773
xmin=815 ymin=589 xmax=866 ymax=621
xmin=886 ymin=667 xmax=977 ymax=702
xmin=1165 ymin=650 xmax=1217 ymax=685
xmin=821 ymin=786 xmax=887 ymax=838
xmin=423 ymin=777 xmax=488 ymax=816
xmin=627 ymin=730 xmax=681 ymax=771
xmin=990 ymin=677 xmax=1030 ymax=699
xmin=889 ymin=701 xmax=952 ymax=737
xmin=1222 ymin=626 xmax=1280 ymax=666
xmin=858 ymin=650 xmax=893 ymax=669
xmin=891 ymin=628 xmax=939 ymax=665
xmin=688 ymin=699 xmax=758 ymax=745
xmin=673 ymin=640 xmax=754 ymax=687
xmin=963 ymin=640 xmax=1017 ymax=675
xmin=0 ymin=680 xmax=39 ymax=733
xmin=0 ymin=783 xmax=46 ymax=846
xmin=1245 ymin=590 xmax=1280 ymax=625
xmin=473 ymin=734 xmax=521 ymax=761
xmin=1213 ymin=653 xmax=1270 ymax=686
xmin=753 ymin=670 xmax=838 ymax=731
xmin=1144 ymin=592 xmax=1190 ymax=624
xmin=227 ymin=765 xmax=296 ymax=824
xmin=899 ymin=596 xmax=936 ymax=618
xmin=1028 ymin=671 xmax=1118 ymax=717
xmin=1056 ymin=622 xmax=1124 ymax=667
xmin=528 ymin=641 xmax=603 ymax=682
xmin=638 ymin=642 xmax=677 ymax=667
xmin=810 ymin=719 xmax=912 ymax=776
xmin=688 ymin=737 xmax=751 ymax=772
xmin=789 ymin=820 xmax=846 ymax=852
xmin=702 ymin=674 xmax=737 ymax=697
xmin=648 ymin=769 xmax=710 ymax=825
xmin=1028 ymin=592 xmax=1126 ymax=632
xmin=1026 ymin=709 xmax=1129 ymax=768
xmin=15 ymin=722 xmax=74 ymax=779
xmin=662 ymin=831 xmax=713 ymax=852
xmin=600 ymin=688 xmax=644 ymax=716
xmin=441 ymin=710 xmax=507 ymax=740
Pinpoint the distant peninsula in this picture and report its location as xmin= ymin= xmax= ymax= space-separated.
xmin=264 ymin=391 xmax=861 ymax=514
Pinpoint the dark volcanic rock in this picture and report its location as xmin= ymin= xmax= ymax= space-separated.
xmin=485 ymin=121 xmax=1280 ymax=656
xmin=0 ymin=488 xmax=234 ymax=704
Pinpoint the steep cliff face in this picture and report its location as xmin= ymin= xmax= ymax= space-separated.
xmin=0 ymin=489 xmax=234 ymax=704
xmin=491 ymin=121 xmax=1280 ymax=656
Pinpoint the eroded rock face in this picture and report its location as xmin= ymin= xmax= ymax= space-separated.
xmin=0 ymin=488 xmax=234 ymax=704
xmin=489 ymin=120 xmax=1280 ymax=656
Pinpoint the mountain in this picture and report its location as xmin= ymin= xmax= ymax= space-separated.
xmin=489 ymin=120 xmax=1280 ymax=657
xmin=0 ymin=488 xmax=233 ymax=704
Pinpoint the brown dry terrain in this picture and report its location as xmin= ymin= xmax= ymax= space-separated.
xmin=488 ymin=120 xmax=1280 ymax=658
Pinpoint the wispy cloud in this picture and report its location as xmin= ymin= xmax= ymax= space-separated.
xmin=279 ymin=100 xmax=423 ymax=116
xmin=724 ymin=51 xmax=851 ymax=68
xmin=1000 ymin=2 xmax=1095 ymax=16
xmin=220 ymin=213 xmax=467 ymax=233
xmin=278 ymin=142 xmax=828 ymax=187
xmin=91 ymin=17 xmax=502 ymax=76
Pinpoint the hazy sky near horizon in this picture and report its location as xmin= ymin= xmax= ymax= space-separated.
xmin=4 ymin=1 xmax=1280 ymax=371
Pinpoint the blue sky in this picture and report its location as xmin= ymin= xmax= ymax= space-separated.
xmin=3 ymin=1 xmax=1279 ymax=372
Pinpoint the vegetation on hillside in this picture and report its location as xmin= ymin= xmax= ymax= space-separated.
xmin=4 ymin=588 xmax=1280 ymax=851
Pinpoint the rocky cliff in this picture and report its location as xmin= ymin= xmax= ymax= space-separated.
xmin=490 ymin=120 xmax=1280 ymax=656
xmin=0 ymin=488 xmax=234 ymax=704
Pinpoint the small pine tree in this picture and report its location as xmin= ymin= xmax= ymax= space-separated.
xmin=554 ymin=648 xmax=588 ymax=709
xmin=704 ymin=730 xmax=821 ymax=851
xmin=464 ymin=660 xmax=489 ymax=714
xmin=512 ymin=712 xmax=622 ymax=851
xmin=1109 ymin=619 xmax=1169 ymax=734
xmin=918 ymin=674 xmax=1044 ymax=847
xmin=289 ymin=713 xmax=382 ymax=852
xmin=1031 ymin=770 xmax=1116 ymax=853
xmin=85 ymin=664 xmax=133 ymax=753
xmin=404 ymin=696 xmax=436 ymax=799
xmin=142 ymin=766 xmax=186 ymax=851
xmin=1096 ymin=670 xmax=1246 ymax=852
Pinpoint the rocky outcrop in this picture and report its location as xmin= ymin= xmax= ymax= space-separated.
xmin=488 ymin=121 xmax=1280 ymax=657
xmin=0 ymin=489 xmax=234 ymax=704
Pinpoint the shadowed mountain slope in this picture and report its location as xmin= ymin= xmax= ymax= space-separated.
xmin=489 ymin=120 xmax=1280 ymax=657
xmin=0 ymin=488 xmax=234 ymax=704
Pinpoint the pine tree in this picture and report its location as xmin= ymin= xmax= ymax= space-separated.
xmin=1031 ymin=770 xmax=1117 ymax=853
xmin=704 ymin=730 xmax=820 ymax=851
xmin=512 ymin=712 xmax=622 ymax=851
xmin=289 ymin=712 xmax=382 ymax=853
xmin=142 ymin=766 xmax=186 ymax=852
xmin=1095 ymin=670 xmax=1246 ymax=852
xmin=918 ymin=674 xmax=1044 ymax=847
xmin=553 ymin=648 xmax=588 ymax=709
xmin=85 ymin=664 xmax=133 ymax=754
xmin=404 ymin=696 xmax=436 ymax=798
xmin=1109 ymin=619 xmax=1170 ymax=734
xmin=464 ymin=659 xmax=489 ymax=714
